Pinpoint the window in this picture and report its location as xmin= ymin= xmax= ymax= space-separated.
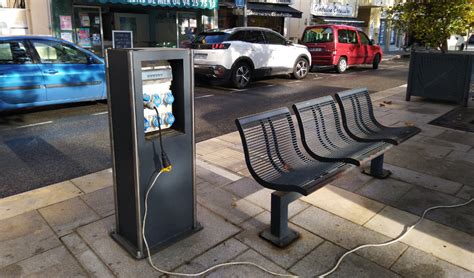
xmin=302 ymin=27 xmax=334 ymax=43
xmin=32 ymin=41 xmax=89 ymax=64
xmin=264 ymin=31 xmax=286 ymax=45
xmin=243 ymin=31 xmax=265 ymax=44
xmin=359 ymin=32 xmax=370 ymax=45
xmin=338 ymin=30 xmax=348 ymax=43
xmin=347 ymin=30 xmax=358 ymax=44
xmin=229 ymin=31 xmax=246 ymax=42
xmin=194 ymin=32 xmax=231 ymax=44
xmin=0 ymin=41 xmax=32 ymax=64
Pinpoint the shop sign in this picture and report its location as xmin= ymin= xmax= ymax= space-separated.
xmin=248 ymin=0 xmax=293 ymax=4
xmin=95 ymin=0 xmax=217 ymax=9
xmin=378 ymin=18 xmax=386 ymax=45
xmin=235 ymin=0 xmax=245 ymax=8
xmin=246 ymin=10 xmax=297 ymax=18
xmin=310 ymin=0 xmax=357 ymax=18
xmin=112 ymin=30 xmax=133 ymax=49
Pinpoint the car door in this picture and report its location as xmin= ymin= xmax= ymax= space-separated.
xmin=345 ymin=29 xmax=362 ymax=64
xmin=358 ymin=31 xmax=371 ymax=64
xmin=243 ymin=30 xmax=270 ymax=71
xmin=0 ymin=40 xmax=45 ymax=110
xmin=263 ymin=31 xmax=292 ymax=74
xmin=30 ymin=39 xmax=104 ymax=103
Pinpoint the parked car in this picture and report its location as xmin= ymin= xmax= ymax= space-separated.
xmin=301 ymin=24 xmax=383 ymax=73
xmin=447 ymin=34 xmax=465 ymax=51
xmin=0 ymin=36 xmax=106 ymax=111
xmin=193 ymin=27 xmax=311 ymax=88
xmin=468 ymin=34 xmax=474 ymax=50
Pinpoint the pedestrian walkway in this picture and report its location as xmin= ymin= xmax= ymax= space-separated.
xmin=0 ymin=85 xmax=473 ymax=277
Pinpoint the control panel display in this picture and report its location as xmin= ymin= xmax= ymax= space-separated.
xmin=142 ymin=61 xmax=175 ymax=133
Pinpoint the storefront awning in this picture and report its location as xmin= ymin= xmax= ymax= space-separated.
xmin=246 ymin=3 xmax=302 ymax=18
xmin=89 ymin=0 xmax=218 ymax=10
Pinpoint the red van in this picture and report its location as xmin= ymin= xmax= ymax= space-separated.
xmin=301 ymin=24 xmax=383 ymax=73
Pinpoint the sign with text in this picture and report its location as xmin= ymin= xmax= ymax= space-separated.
xmin=310 ymin=0 xmax=357 ymax=18
xmin=112 ymin=30 xmax=133 ymax=49
xmin=235 ymin=0 xmax=245 ymax=8
xmin=96 ymin=0 xmax=218 ymax=10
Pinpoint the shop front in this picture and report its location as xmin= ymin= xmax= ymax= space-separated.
xmin=50 ymin=0 xmax=218 ymax=57
xmin=246 ymin=1 xmax=302 ymax=35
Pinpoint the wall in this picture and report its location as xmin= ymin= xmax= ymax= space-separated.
xmin=26 ymin=0 xmax=52 ymax=35
xmin=0 ymin=8 xmax=28 ymax=35
xmin=287 ymin=0 xmax=310 ymax=41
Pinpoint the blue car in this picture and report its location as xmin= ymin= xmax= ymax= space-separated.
xmin=0 ymin=36 xmax=106 ymax=111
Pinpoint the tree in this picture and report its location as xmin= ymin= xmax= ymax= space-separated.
xmin=387 ymin=0 xmax=474 ymax=52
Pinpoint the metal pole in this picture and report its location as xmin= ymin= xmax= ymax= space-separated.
xmin=243 ymin=1 xmax=247 ymax=27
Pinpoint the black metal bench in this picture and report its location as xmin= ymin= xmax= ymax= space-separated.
xmin=334 ymin=88 xmax=421 ymax=177
xmin=292 ymin=96 xmax=393 ymax=178
xmin=235 ymin=107 xmax=352 ymax=247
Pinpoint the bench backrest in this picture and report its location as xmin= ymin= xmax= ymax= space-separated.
xmin=293 ymin=96 xmax=354 ymax=158
xmin=334 ymin=88 xmax=382 ymax=139
xmin=235 ymin=107 xmax=312 ymax=185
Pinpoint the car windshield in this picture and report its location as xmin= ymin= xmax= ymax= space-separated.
xmin=302 ymin=27 xmax=334 ymax=43
xmin=194 ymin=32 xmax=230 ymax=44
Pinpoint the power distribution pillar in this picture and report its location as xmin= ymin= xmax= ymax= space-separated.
xmin=106 ymin=49 xmax=200 ymax=259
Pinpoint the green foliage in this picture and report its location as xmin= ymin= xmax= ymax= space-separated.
xmin=387 ymin=0 xmax=474 ymax=52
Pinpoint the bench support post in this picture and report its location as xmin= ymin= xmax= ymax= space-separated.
xmin=260 ymin=191 xmax=301 ymax=248
xmin=362 ymin=154 xmax=391 ymax=179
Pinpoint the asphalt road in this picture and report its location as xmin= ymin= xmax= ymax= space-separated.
xmin=0 ymin=59 xmax=409 ymax=197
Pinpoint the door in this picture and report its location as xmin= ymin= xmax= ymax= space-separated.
xmin=0 ymin=40 xmax=45 ymax=109
xmin=358 ymin=31 xmax=371 ymax=64
xmin=177 ymin=12 xmax=197 ymax=48
xmin=345 ymin=29 xmax=362 ymax=64
xmin=30 ymin=39 xmax=104 ymax=102
xmin=242 ymin=30 xmax=270 ymax=71
xmin=263 ymin=30 xmax=292 ymax=73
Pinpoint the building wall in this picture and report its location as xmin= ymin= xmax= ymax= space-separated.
xmin=287 ymin=0 xmax=311 ymax=41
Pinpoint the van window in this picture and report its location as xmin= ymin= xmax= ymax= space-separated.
xmin=338 ymin=29 xmax=358 ymax=44
xmin=359 ymin=32 xmax=370 ymax=45
xmin=302 ymin=27 xmax=333 ymax=43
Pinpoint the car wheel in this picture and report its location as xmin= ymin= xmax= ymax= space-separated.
xmin=372 ymin=54 xmax=381 ymax=70
xmin=336 ymin=57 xmax=347 ymax=73
xmin=231 ymin=61 xmax=252 ymax=89
xmin=292 ymin=57 xmax=309 ymax=79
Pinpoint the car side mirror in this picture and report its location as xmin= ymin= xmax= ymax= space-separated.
xmin=370 ymin=39 xmax=376 ymax=45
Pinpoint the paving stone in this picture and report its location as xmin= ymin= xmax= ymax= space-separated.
xmin=61 ymin=233 xmax=114 ymax=277
xmin=223 ymin=177 xmax=309 ymax=218
xmin=411 ymin=136 xmax=472 ymax=152
xmin=418 ymin=124 xmax=449 ymax=138
xmin=456 ymin=185 xmax=474 ymax=200
xmin=291 ymin=206 xmax=407 ymax=268
xmin=71 ymin=168 xmax=113 ymax=193
xmin=236 ymin=211 xmax=324 ymax=269
xmin=393 ymin=187 xmax=474 ymax=235
xmin=438 ymin=157 xmax=474 ymax=187
xmin=289 ymin=241 xmax=400 ymax=277
xmin=364 ymin=206 xmax=474 ymax=271
xmin=0 ymin=211 xmax=61 ymax=268
xmin=390 ymin=247 xmax=474 ymax=278
xmin=215 ymin=131 xmax=242 ymax=146
xmin=436 ymin=130 xmax=474 ymax=147
xmin=81 ymin=186 xmax=115 ymax=217
xmin=385 ymin=164 xmax=463 ymax=195
xmin=329 ymin=168 xmax=373 ymax=192
xmin=173 ymin=238 xmax=248 ymax=274
xmin=356 ymin=178 xmax=413 ymax=205
xmin=197 ymin=181 xmax=263 ymax=225
xmin=0 ymin=180 xmax=83 ymax=221
xmin=39 ymin=197 xmax=100 ymax=236
xmin=207 ymin=249 xmax=291 ymax=278
xmin=0 ymin=246 xmax=86 ymax=277
xmin=301 ymin=185 xmax=385 ymax=225
xmin=77 ymin=205 xmax=241 ymax=276
xmin=196 ymin=161 xmax=237 ymax=186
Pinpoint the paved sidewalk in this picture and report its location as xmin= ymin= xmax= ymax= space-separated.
xmin=1 ymin=85 xmax=473 ymax=277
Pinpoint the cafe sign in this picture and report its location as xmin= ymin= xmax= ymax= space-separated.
xmin=93 ymin=0 xmax=218 ymax=9
xmin=310 ymin=0 xmax=357 ymax=18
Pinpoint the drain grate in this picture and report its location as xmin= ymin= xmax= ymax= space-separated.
xmin=429 ymin=107 xmax=474 ymax=132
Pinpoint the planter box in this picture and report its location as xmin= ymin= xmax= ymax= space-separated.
xmin=406 ymin=51 xmax=473 ymax=106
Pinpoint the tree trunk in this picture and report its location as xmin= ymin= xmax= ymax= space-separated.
xmin=440 ymin=40 xmax=448 ymax=53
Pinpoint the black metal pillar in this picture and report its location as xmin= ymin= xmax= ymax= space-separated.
xmin=362 ymin=154 xmax=391 ymax=179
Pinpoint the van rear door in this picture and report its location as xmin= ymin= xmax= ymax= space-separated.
xmin=301 ymin=26 xmax=335 ymax=65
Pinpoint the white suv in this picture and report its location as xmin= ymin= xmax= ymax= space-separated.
xmin=193 ymin=27 xmax=311 ymax=88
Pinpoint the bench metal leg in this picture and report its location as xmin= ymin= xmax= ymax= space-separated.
xmin=260 ymin=191 xmax=300 ymax=248
xmin=362 ymin=154 xmax=391 ymax=179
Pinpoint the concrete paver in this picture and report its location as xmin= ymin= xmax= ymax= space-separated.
xmin=390 ymin=247 xmax=474 ymax=277
xmin=71 ymin=168 xmax=113 ymax=194
xmin=356 ymin=178 xmax=413 ymax=205
xmin=39 ymin=197 xmax=100 ymax=236
xmin=80 ymin=186 xmax=115 ymax=217
xmin=0 ymin=211 xmax=61 ymax=268
xmin=457 ymin=185 xmax=474 ymax=200
xmin=292 ymin=206 xmax=408 ymax=268
xmin=0 ymin=246 xmax=87 ymax=277
xmin=328 ymin=168 xmax=373 ymax=192
xmin=236 ymin=211 xmax=324 ymax=269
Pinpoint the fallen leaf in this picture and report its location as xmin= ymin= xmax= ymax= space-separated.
xmin=404 ymin=121 xmax=415 ymax=127
xmin=379 ymin=103 xmax=386 ymax=107
xmin=383 ymin=100 xmax=393 ymax=104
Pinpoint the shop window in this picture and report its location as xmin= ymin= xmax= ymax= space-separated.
xmin=32 ymin=41 xmax=88 ymax=64
xmin=264 ymin=31 xmax=286 ymax=45
xmin=0 ymin=41 xmax=31 ymax=64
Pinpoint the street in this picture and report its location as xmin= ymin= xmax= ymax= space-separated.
xmin=0 ymin=59 xmax=409 ymax=197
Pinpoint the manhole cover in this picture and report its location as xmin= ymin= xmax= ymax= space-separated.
xmin=429 ymin=107 xmax=474 ymax=132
